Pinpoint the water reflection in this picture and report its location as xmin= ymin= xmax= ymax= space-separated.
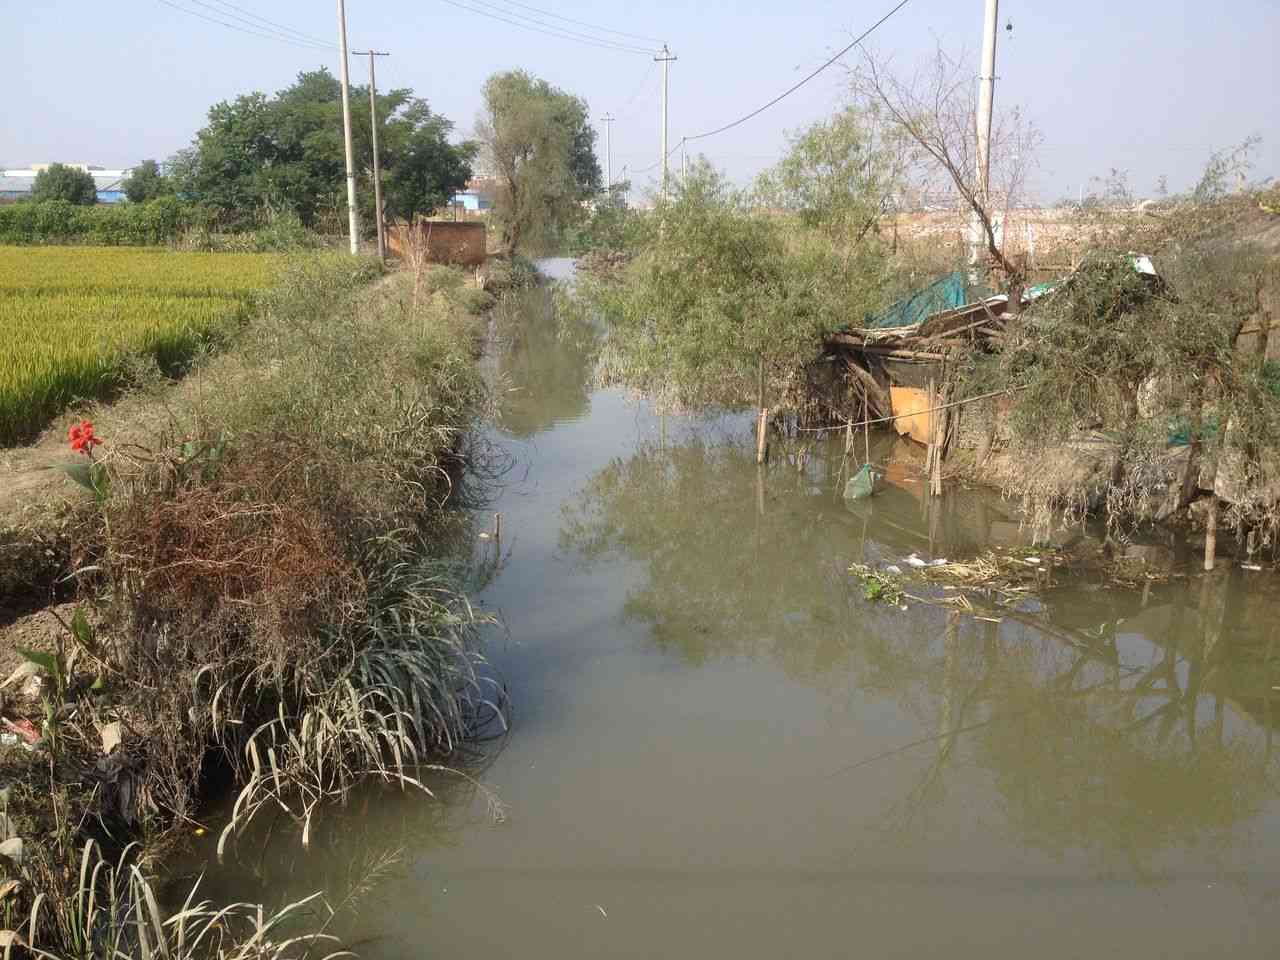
xmin=489 ymin=286 xmax=600 ymax=437
xmin=559 ymin=432 xmax=1280 ymax=877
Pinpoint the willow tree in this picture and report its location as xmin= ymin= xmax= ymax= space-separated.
xmin=476 ymin=70 xmax=601 ymax=256
xmin=754 ymin=104 xmax=907 ymax=248
xmin=588 ymin=161 xmax=889 ymax=423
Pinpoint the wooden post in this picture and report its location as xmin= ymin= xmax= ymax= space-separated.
xmin=862 ymin=388 xmax=871 ymax=466
xmin=1204 ymin=495 xmax=1218 ymax=571
xmin=924 ymin=377 xmax=937 ymax=481
xmin=929 ymin=379 xmax=945 ymax=497
xmin=756 ymin=407 xmax=770 ymax=465
xmin=755 ymin=354 xmax=768 ymax=465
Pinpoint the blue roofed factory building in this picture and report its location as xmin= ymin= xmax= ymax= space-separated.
xmin=0 ymin=164 xmax=131 ymax=204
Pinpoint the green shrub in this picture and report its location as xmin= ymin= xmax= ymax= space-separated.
xmin=0 ymin=197 xmax=209 ymax=245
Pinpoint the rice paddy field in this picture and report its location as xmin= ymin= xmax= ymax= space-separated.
xmin=0 ymin=246 xmax=280 ymax=446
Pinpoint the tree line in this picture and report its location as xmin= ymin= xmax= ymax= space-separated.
xmin=17 ymin=67 xmax=605 ymax=253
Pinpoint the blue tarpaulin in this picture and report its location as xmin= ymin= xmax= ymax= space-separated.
xmin=866 ymin=271 xmax=969 ymax=329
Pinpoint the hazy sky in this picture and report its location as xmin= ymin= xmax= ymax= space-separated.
xmin=5 ymin=0 xmax=1277 ymax=201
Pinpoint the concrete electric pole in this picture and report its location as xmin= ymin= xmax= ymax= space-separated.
xmin=602 ymin=113 xmax=615 ymax=190
xmin=336 ymin=0 xmax=360 ymax=254
xmin=654 ymin=44 xmax=677 ymax=197
xmin=970 ymin=0 xmax=999 ymax=276
xmin=355 ymin=50 xmax=390 ymax=260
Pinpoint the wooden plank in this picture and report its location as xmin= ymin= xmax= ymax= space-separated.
xmin=843 ymin=358 xmax=891 ymax=417
xmin=861 ymin=344 xmax=949 ymax=362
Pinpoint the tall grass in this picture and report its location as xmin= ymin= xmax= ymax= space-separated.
xmin=3 ymin=255 xmax=501 ymax=953
xmin=16 ymin=841 xmax=350 ymax=960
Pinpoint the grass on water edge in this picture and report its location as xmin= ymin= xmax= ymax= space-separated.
xmin=0 ymin=252 xmax=513 ymax=957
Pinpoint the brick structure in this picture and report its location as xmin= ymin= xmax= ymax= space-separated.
xmin=387 ymin=220 xmax=486 ymax=268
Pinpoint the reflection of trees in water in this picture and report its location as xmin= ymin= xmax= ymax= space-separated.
xmin=560 ymin=437 xmax=1280 ymax=875
xmin=491 ymin=287 xmax=601 ymax=437
xmin=560 ymin=438 xmax=881 ymax=684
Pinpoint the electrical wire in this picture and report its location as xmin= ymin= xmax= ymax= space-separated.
xmin=615 ymin=62 xmax=658 ymax=121
xmin=182 ymin=0 xmax=333 ymax=48
xmin=685 ymin=0 xmax=912 ymax=142
xmin=157 ymin=0 xmax=334 ymax=50
xmin=631 ymin=138 xmax=682 ymax=177
xmin=436 ymin=0 xmax=655 ymax=55
xmin=200 ymin=0 xmax=335 ymax=47
xmin=485 ymin=0 xmax=663 ymax=45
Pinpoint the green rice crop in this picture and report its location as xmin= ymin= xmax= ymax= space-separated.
xmin=0 ymin=246 xmax=279 ymax=446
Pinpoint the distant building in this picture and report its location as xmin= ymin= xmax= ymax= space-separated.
xmin=450 ymin=177 xmax=497 ymax=212
xmin=0 ymin=166 xmax=131 ymax=204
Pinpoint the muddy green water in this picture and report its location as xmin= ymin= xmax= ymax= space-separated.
xmin=193 ymin=261 xmax=1280 ymax=957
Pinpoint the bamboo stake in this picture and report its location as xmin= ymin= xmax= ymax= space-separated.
xmin=862 ymin=388 xmax=871 ymax=467
xmin=929 ymin=378 xmax=946 ymax=497
xmin=925 ymin=377 xmax=937 ymax=480
xmin=1204 ymin=495 xmax=1218 ymax=571
xmin=756 ymin=407 xmax=770 ymax=465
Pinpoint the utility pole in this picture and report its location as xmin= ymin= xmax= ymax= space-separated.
xmin=336 ymin=0 xmax=359 ymax=254
xmin=655 ymin=44 xmax=677 ymax=197
xmin=970 ymin=0 xmax=999 ymax=278
xmin=680 ymin=137 xmax=687 ymax=184
xmin=355 ymin=49 xmax=390 ymax=260
xmin=602 ymin=113 xmax=615 ymax=190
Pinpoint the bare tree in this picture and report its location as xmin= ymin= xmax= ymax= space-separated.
xmin=850 ymin=45 xmax=1042 ymax=297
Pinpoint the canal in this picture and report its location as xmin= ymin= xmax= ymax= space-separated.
xmin=201 ymin=260 xmax=1280 ymax=958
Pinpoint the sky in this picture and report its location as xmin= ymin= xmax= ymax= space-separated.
xmin=4 ymin=0 xmax=1277 ymax=202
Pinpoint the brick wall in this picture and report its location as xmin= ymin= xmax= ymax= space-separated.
xmin=387 ymin=220 xmax=487 ymax=268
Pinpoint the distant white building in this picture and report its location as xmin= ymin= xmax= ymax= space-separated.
xmin=0 ymin=165 xmax=132 ymax=204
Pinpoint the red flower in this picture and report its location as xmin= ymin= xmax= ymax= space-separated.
xmin=68 ymin=420 xmax=102 ymax=455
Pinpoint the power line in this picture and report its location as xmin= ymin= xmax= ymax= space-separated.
xmin=485 ymin=0 xmax=663 ymax=45
xmin=685 ymin=0 xmax=912 ymax=142
xmin=182 ymin=0 xmax=334 ymax=47
xmin=615 ymin=62 xmax=658 ymax=121
xmin=435 ymin=0 xmax=655 ymax=55
xmin=157 ymin=0 xmax=333 ymax=50
xmin=631 ymin=138 xmax=681 ymax=177
xmin=201 ymin=0 xmax=335 ymax=47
